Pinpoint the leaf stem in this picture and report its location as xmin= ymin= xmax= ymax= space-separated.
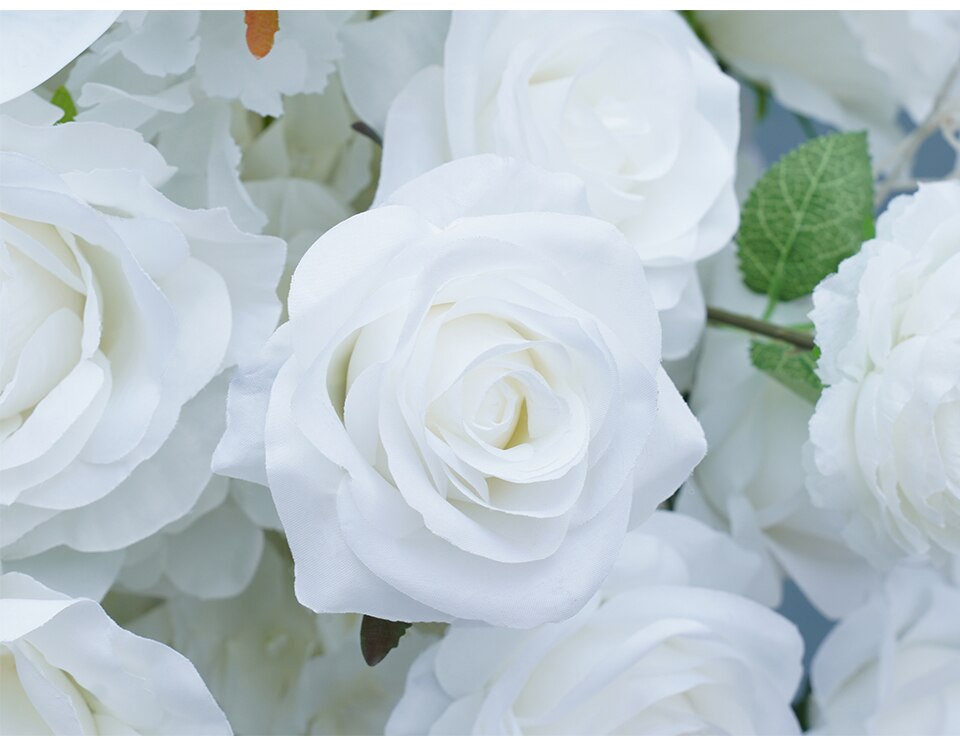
xmin=706 ymin=306 xmax=815 ymax=350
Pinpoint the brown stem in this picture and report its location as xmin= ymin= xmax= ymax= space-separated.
xmin=706 ymin=306 xmax=816 ymax=351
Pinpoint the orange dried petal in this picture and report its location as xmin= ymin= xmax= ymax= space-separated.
xmin=244 ymin=10 xmax=279 ymax=60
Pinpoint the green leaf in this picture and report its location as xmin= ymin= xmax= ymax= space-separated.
xmin=749 ymin=340 xmax=823 ymax=404
xmin=359 ymin=615 xmax=411 ymax=666
xmin=737 ymin=132 xmax=874 ymax=314
xmin=50 ymin=85 xmax=77 ymax=124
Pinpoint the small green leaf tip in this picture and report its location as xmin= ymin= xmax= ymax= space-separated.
xmin=750 ymin=340 xmax=823 ymax=404
xmin=51 ymin=85 xmax=77 ymax=124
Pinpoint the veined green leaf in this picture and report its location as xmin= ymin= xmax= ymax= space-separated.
xmin=737 ymin=132 xmax=874 ymax=315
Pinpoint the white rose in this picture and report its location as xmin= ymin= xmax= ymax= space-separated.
xmin=806 ymin=181 xmax=960 ymax=567
xmin=130 ymin=543 xmax=433 ymax=736
xmin=810 ymin=566 xmax=960 ymax=735
xmin=0 ymin=116 xmax=284 ymax=592
xmin=677 ymin=249 xmax=878 ymax=618
xmin=215 ymin=155 xmax=705 ymax=627
xmin=376 ymin=10 xmax=740 ymax=360
xmin=386 ymin=512 xmax=802 ymax=736
xmin=699 ymin=11 xmax=960 ymax=155
xmin=0 ymin=571 xmax=231 ymax=735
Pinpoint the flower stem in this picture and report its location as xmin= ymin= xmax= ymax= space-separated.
xmin=706 ymin=306 xmax=815 ymax=350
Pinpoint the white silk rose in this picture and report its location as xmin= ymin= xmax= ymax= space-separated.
xmin=376 ymin=10 xmax=740 ymax=360
xmin=0 ymin=116 xmax=284 ymax=592
xmin=806 ymin=182 xmax=960 ymax=567
xmin=0 ymin=572 xmax=230 ymax=735
xmin=215 ymin=155 xmax=705 ymax=627
xmin=386 ymin=512 xmax=803 ymax=736
xmin=810 ymin=566 xmax=960 ymax=735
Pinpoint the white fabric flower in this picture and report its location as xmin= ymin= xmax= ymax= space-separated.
xmin=376 ymin=10 xmax=740 ymax=360
xmin=130 ymin=543 xmax=432 ymax=736
xmin=0 ymin=116 xmax=284 ymax=593
xmin=66 ymin=10 xmax=360 ymax=233
xmin=700 ymin=11 xmax=960 ymax=155
xmin=215 ymin=155 xmax=705 ymax=627
xmin=807 ymin=182 xmax=960 ymax=567
xmin=810 ymin=566 xmax=960 ymax=735
xmin=677 ymin=249 xmax=878 ymax=619
xmin=386 ymin=512 xmax=802 ymax=736
xmin=0 ymin=571 xmax=231 ymax=735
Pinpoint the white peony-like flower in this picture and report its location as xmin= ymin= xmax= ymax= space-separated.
xmin=376 ymin=10 xmax=740 ymax=360
xmin=66 ymin=10 xmax=361 ymax=234
xmin=677 ymin=249 xmax=878 ymax=619
xmin=807 ymin=182 xmax=960 ymax=567
xmin=215 ymin=155 xmax=705 ymax=627
xmin=810 ymin=566 xmax=960 ymax=735
xmin=386 ymin=512 xmax=802 ymax=736
xmin=0 ymin=571 xmax=231 ymax=735
xmin=700 ymin=11 xmax=960 ymax=155
xmin=130 ymin=543 xmax=433 ymax=736
xmin=0 ymin=116 xmax=284 ymax=594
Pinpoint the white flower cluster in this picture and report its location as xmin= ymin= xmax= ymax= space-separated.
xmin=1 ymin=9 xmax=958 ymax=736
